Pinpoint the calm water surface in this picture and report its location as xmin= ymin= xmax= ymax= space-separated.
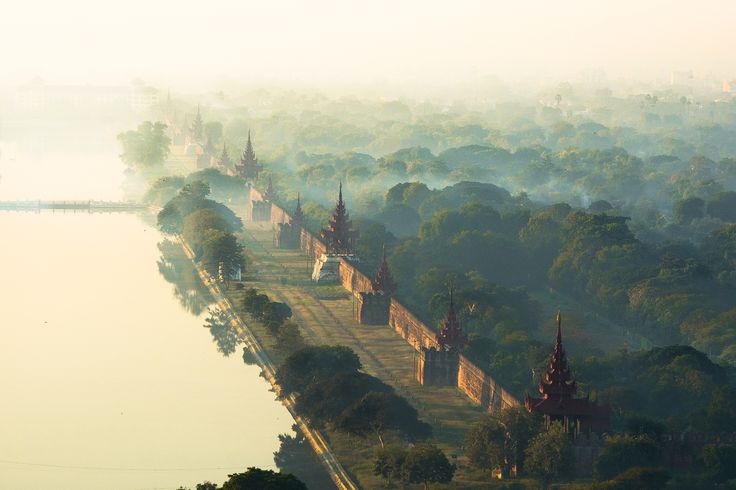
xmin=0 ymin=139 xmax=294 ymax=489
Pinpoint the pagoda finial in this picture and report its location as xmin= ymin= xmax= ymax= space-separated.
xmin=372 ymin=243 xmax=397 ymax=294
xmin=436 ymin=286 xmax=466 ymax=350
xmin=538 ymin=311 xmax=577 ymax=399
xmin=264 ymin=175 xmax=276 ymax=202
xmin=320 ymin=181 xmax=357 ymax=255
xmin=291 ymin=192 xmax=304 ymax=225
xmin=556 ymin=310 xmax=562 ymax=344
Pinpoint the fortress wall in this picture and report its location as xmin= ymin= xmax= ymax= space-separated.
xmin=388 ymin=300 xmax=440 ymax=351
xmin=338 ymin=260 xmax=374 ymax=297
xmin=271 ymin=203 xmax=290 ymax=225
xmin=458 ymin=354 xmax=519 ymax=411
xmin=254 ymin=189 xmax=519 ymax=413
xmin=389 ymin=299 xmax=520 ymax=412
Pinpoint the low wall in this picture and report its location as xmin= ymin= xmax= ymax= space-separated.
xmin=300 ymin=229 xmax=327 ymax=258
xmin=257 ymin=187 xmax=519 ymax=412
xmin=388 ymin=300 xmax=441 ymax=351
xmin=458 ymin=354 xmax=518 ymax=410
xmin=338 ymin=260 xmax=374 ymax=297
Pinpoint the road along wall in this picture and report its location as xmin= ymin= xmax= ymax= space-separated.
xmin=253 ymin=188 xmax=519 ymax=411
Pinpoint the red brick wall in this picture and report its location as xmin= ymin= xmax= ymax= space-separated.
xmin=338 ymin=260 xmax=374 ymax=297
xmin=262 ymin=193 xmax=519 ymax=412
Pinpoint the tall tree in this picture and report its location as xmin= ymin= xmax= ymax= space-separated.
xmin=117 ymin=121 xmax=171 ymax=169
xmin=525 ymin=422 xmax=574 ymax=488
xmin=402 ymin=443 xmax=455 ymax=490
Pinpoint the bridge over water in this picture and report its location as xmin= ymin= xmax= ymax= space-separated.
xmin=0 ymin=200 xmax=146 ymax=212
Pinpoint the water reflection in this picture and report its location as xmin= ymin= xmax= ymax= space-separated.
xmin=0 ymin=212 xmax=294 ymax=490
xmin=157 ymin=239 xmax=213 ymax=315
xmin=204 ymin=307 xmax=242 ymax=357
xmin=274 ymin=425 xmax=335 ymax=489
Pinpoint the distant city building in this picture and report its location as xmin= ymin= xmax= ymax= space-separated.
xmin=670 ymin=70 xmax=694 ymax=86
xmin=16 ymin=78 xmax=159 ymax=112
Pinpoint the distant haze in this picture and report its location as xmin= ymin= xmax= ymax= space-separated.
xmin=1 ymin=0 xmax=734 ymax=90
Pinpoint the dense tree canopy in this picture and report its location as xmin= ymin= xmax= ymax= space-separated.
xmin=117 ymin=121 xmax=170 ymax=169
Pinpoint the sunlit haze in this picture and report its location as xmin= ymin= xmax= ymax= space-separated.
xmin=1 ymin=0 xmax=735 ymax=89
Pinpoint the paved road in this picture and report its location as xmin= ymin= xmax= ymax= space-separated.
xmin=178 ymin=238 xmax=358 ymax=490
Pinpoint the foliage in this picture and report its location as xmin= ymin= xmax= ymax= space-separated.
xmin=276 ymin=345 xmax=361 ymax=396
xmin=157 ymin=180 xmax=243 ymax=235
xmin=204 ymin=307 xmax=240 ymax=356
xmin=220 ymin=467 xmax=307 ymax=490
xmin=144 ymin=176 xmax=185 ymax=205
xmin=594 ymin=435 xmax=661 ymax=480
xmin=117 ymin=121 xmax=170 ymax=169
xmin=273 ymin=426 xmax=335 ymax=490
xmin=401 ymin=443 xmax=455 ymax=489
xmin=592 ymin=467 xmax=671 ymax=490
xmin=525 ymin=422 xmax=574 ymax=486
xmin=465 ymin=407 xmax=542 ymax=477
xmin=198 ymin=229 xmax=244 ymax=277
xmin=702 ymin=443 xmax=736 ymax=482
xmin=295 ymin=371 xmax=393 ymax=425
xmin=373 ymin=444 xmax=407 ymax=486
xmin=575 ymin=345 xmax=729 ymax=428
xmin=334 ymin=391 xmax=431 ymax=446
xmin=275 ymin=321 xmax=305 ymax=354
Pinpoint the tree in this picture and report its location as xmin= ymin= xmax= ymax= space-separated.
xmin=117 ymin=121 xmax=170 ymax=169
xmin=220 ymin=467 xmax=306 ymax=490
xmin=594 ymin=435 xmax=660 ymax=480
xmin=706 ymin=191 xmax=736 ymax=222
xmin=273 ymin=426 xmax=335 ymax=490
xmin=276 ymin=345 xmax=361 ymax=396
xmin=702 ymin=443 xmax=736 ymax=482
xmin=334 ymin=391 xmax=431 ymax=446
xmin=295 ymin=371 xmax=393 ymax=425
xmin=204 ymin=308 xmax=240 ymax=357
xmin=183 ymin=208 xmax=238 ymax=251
xmin=241 ymin=289 xmax=272 ymax=318
xmin=199 ymin=230 xmax=244 ymax=277
xmin=702 ymin=387 xmax=736 ymax=432
xmin=402 ymin=443 xmax=455 ymax=489
xmin=465 ymin=414 xmax=506 ymax=475
xmin=276 ymin=321 xmax=305 ymax=353
xmin=525 ymin=422 xmax=574 ymax=488
xmin=373 ymin=444 xmax=407 ymax=486
xmin=595 ymin=467 xmax=670 ymax=490
xmin=674 ymin=197 xmax=705 ymax=224
xmin=261 ymin=302 xmax=293 ymax=333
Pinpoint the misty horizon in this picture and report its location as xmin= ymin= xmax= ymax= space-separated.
xmin=1 ymin=0 xmax=735 ymax=91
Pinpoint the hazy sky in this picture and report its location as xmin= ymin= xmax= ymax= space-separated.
xmin=1 ymin=0 xmax=734 ymax=88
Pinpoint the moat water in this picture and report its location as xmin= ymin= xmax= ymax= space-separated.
xmin=0 ymin=136 xmax=294 ymax=489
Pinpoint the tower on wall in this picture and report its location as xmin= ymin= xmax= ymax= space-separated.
xmin=312 ymin=182 xmax=359 ymax=283
xmin=415 ymin=289 xmax=467 ymax=386
xmin=277 ymin=193 xmax=305 ymax=249
xmin=356 ymin=247 xmax=397 ymax=325
xmin=251 ymin=176 xmax=275 ymax=222
xmin=236 ymin=130 xmax=263 ymax=182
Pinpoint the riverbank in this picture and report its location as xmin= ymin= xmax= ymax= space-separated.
xmin=177 ymin=237 xmax=358 ymax=490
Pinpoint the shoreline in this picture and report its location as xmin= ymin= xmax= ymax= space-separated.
xmin=177 ymin=236 xmax=358 ymax=490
